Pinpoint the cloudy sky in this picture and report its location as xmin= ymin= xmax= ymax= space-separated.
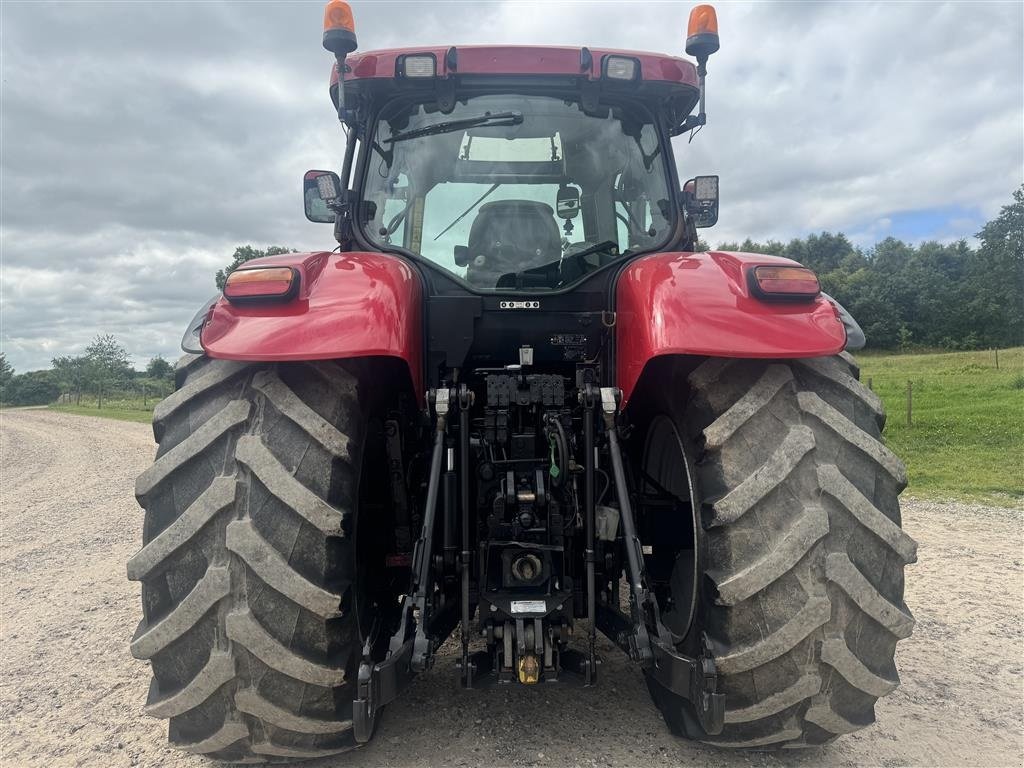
xmin=1 ymin=0 xmax=1021 ymax=372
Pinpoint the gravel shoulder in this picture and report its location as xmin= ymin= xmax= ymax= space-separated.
xmin=1 ymin=409 xmax=1022 ymax=767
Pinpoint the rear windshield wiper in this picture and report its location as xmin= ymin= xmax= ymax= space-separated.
xmin=384 ymin=111 xmax=524 ymax=144
xmin=561 ymin=240 xmax=621 ymax=263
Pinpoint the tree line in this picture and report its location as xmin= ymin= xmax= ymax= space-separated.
xmin=715 ymin=186 xmax=1023 ymax=350
xmin=0 ymin=335 xmax=174 ymax=407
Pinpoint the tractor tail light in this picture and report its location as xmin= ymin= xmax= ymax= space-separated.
xmin=224 ymin=267 xmax=299 ymax=302
xmin=751 ymin=266 xmax=820 ymax=299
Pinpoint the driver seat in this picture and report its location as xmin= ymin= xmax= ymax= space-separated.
xmin=465 ymin=200 xmax=561 ymax=287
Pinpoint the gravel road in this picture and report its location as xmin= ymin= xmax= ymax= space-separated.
xmin=1 ymin=408 xmax=1022 ymax=768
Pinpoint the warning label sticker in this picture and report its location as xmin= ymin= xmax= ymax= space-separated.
xmin=510 ymin=600 xmax=547 ymax=614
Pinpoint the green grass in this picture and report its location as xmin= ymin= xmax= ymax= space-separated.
xmin=857 ymin=347 xmax=1024 ymax=506
xmin=50 ymin=396 xmax=155 ymax=425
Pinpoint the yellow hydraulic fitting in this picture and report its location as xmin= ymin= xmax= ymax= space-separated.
xmin=518 ymin=654 xmax=540 ymax=684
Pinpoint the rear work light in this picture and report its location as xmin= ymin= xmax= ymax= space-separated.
xmin=400 ymin=54 xmax=436 ymax=78
xmin=223 ymin=267 xmax=299 ymax=302
xmin=603 ymin=55 xmax=639 ymax=81
xmin=750 ymin=265 xmax=820 ymax=299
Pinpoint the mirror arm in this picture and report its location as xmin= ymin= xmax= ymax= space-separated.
xmin=330 ymin=190 xmax=356 ymax=247
xmin=681 ymin=210 xmax=699 ymax=251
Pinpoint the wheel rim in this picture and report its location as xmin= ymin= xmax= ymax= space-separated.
xmin=641 ymin=414 xmax=700 ymax=643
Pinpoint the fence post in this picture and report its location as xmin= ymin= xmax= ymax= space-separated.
xmin=867 ymin=377 xmax=873 ymax=391
xmin=905 ymin=380 xmax=912 ymax=427
xmin=143 ymin=381 xmax=147 ymax=406
xmin=995 ymin=348 xmax=999 ymax=370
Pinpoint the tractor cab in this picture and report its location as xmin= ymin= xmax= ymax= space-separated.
xmin=304 ymin=37 xmax=722 ymax=390
xmin=341 ymin=56 xmax=698 ymax=292
xmin=306 ymin=43 xmax=720 ymax=292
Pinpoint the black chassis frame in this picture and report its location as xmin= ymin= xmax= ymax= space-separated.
xmin=331 ymin=72 xmax=724 ymax=739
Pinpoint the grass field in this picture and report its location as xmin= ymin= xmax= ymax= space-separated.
xmin=44 ymin=348 xmax=1023 ymax=505
xmin=857 ymin=347 xmax=1023 ymax=506
xmin=50 ymin=396 xmax=155 ymax=424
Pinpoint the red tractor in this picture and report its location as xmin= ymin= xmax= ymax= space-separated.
xmin=130 ymin=2 xmax=915 ymax=761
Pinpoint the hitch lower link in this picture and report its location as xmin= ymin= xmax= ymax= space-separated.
xmin=592 ymin=386 xmax=725 ymax=735
xmin=354 ymin=386 xmax=723 ymax=740
xmin=353 ymin=387 xmax=470 ymax=743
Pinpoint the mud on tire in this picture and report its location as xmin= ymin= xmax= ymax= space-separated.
xmin=129 ymin=355 xmax=370 ymax=762
xmin=644 ymin=353 xmax=917 ymax=748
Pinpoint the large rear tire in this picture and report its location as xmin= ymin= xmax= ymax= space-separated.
xmin=641 ymin=354 xmax=916 ymax=748
xmin=129 ymin=355 xmax=382 ymax=762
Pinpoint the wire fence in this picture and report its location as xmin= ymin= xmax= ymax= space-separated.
xmin=858 ymin=348 xmax=1023 ymax=428
xmin=55 ymin=379 xmax=175 ymax=411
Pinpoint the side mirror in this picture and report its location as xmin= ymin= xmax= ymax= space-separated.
xmin=556 ymin=185 xmax=581 ymax=219
xmin=683 ymin=175 xmax=719 ymax=228
xmin=303 ymin=169 xmax=343 ymax=223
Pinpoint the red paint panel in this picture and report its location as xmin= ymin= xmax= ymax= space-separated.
xmin=202 ymin=251 xmax=423 ymax=397
xmin=616 ymin=251 xmax=847 ymax=405
xmin=455 ymin=46 xmax=584 ymax=76
xmin=335 ymin=45 xmax=697 ymax=86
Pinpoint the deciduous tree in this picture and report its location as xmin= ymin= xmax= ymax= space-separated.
xmin=51 ymin=355 xmax=88 ymax=405
xmin=84 ymin=334 xmax=132 ymax=408
xmin=0 ymin=353 xmax=13 ymax=401
xmin=145 ymin=355 xmax=174 ymax=381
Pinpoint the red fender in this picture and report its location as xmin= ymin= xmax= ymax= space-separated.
xmin=202 ymin=251 xmax=423 ymax=397
xmin=616 ymin=251 xmax=847 ymax=405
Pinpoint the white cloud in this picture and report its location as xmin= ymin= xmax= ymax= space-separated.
xmin=1 ymin=0 xmax=1021 ymax=371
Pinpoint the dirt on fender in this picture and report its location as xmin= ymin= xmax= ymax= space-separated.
xmin=1 ymin=408 xmax=1021 ymax=767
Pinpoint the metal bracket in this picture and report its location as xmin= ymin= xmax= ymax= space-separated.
xmin=436 ymin=76 xmax=457 ymax=114
xmin=599 ymin=386 xmax=618 ymax=419
xmin=434 ymin=386 xmax=452 ymax=418
xmin=648 ymin=636 xmax=725 ymax=735
xmin=353 ymin=638 xmax=414 ymax=742
xmin=330 ymin=190 xmax=356 ymax=245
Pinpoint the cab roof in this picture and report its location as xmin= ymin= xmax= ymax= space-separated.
xmin=332 ymin=45 xmax=699 ymax=87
